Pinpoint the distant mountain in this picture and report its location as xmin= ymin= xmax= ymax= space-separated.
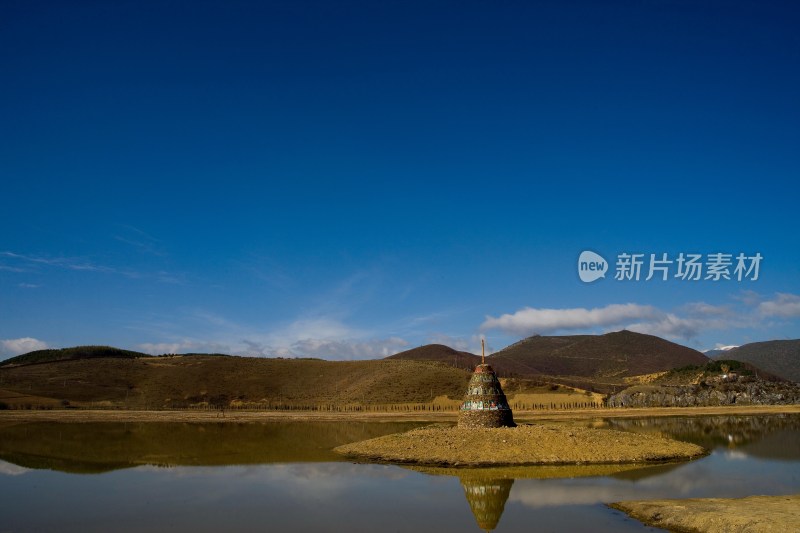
xmin=716 ymin=340 xmax=800 ymax=383
xmin=488 ymin=330 xmax=709 ymax=379
xmin=386 ymin=344 xmax=480 ymax=369
xmin=703 ymin=345 xmax=739 ymax=358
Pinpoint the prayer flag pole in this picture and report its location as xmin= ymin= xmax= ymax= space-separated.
xmin=481 ymin=338 xmax=485 ymax=365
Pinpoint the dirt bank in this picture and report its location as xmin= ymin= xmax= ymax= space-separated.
xmin=334 ymin=424 xmax=705 ymax=467
xmin=0 ymin=404 xmax=796 ymax=424
xmin=610 ymin=494 xmax=800 ymax=532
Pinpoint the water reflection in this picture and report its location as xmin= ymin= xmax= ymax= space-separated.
xmin=0 ymin=415 xmax=797 ymax=532
xmin=462 ymin=477 xmax=513 ymax=531
xmin=410 ymin=464 xmax=669 ymax=530
xmin=604 ymin=414 xmax=800 ymax=459
xmin=0 ymin=421 xmax=426 ymax=473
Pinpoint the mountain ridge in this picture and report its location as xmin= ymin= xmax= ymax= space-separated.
xmin=710 ymin=340 xmax=800 ymax=382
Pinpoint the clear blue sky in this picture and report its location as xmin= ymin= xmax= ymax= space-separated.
xmin=2 ymin=1 xmax=799 ymax=359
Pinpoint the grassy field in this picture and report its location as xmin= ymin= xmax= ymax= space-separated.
xmin=0 ymin=356 xmax=474 ymax=410
xmin=0 ymin=354 xmax=621 ymax=412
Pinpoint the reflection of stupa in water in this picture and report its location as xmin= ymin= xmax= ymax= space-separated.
xmin=461 ymin=476 xmax=514 ymax=532
xmin=458 ymin=340 xmax=515 ymax=428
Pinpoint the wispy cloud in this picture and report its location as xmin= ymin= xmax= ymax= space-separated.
xmin=1 ymin=337 xmax=48 ymax=358
xmin=0 ymin=251 xmax=137 ymax=277
xmin=136 ymin=314 xmax=410 ymax=360
xmin=1 ymin=250 xmax=187 ymax=284
xmin=758 ymin=293 xmax=800 ymax=318
xmin=17 ymin=283 xmax=40 ymax=289
xmin=269 ymin=337 xmax=409 ymax=359
xmin=239 ymin=317 xmax=409 ymax=359
xmin=114 ymin=225 xmax=167 ymax=256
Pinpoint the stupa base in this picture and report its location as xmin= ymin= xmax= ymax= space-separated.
xmin=458 ymin=409 xmax=515 ymax=429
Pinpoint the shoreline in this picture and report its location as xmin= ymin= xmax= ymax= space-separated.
xmin=611 ymin=494 xmax=800 ymax=532
xmin=0 ymin=404 xmax=797 ymax=424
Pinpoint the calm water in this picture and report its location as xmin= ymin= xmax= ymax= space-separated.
xmin=0 ymin=415 xmax=798 ymax=532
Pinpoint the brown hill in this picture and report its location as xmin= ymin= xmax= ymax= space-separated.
xmin=386 ymin=344 xmax=480 ymax=370
xmin=0 ymin=356 xmax=471 ymax=409
xmin=718 ymin=340 xmax=800 ymax=382
xmin=488 ymin=331 xmax=709 ymax=380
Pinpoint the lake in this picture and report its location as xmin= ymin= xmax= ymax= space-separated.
xmin=0 ymin=414 xmax=798 ymax=532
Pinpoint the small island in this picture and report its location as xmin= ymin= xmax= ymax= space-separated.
xmin=336 ymin=355 xmax=705 ymax=467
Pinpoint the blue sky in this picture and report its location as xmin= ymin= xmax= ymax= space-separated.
xmin=2 ymin=1 xmax=799 ymax=359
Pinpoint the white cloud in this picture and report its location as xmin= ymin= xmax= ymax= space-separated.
xmin=627 ymin=314 xmax=705 ymax=339
xmin=137 ymin=340 xmax=232 ymax=355
xmin=138 ymin=317 xmax=409 ymax=360
xmin=241 ymin=318 xmax=409 ymax=359
xmin=733 ymin=290 xmax=763 ymax=306
xmin=758 ymin=293 xmax=800 ymax=318
xmin=277 ymin=337 xmax=409 ymax=359
xmin=479 ymin=293 xmax=787 ymax=342
xmin=481 ymin=303 xmax=660 ymax=336
xmin=1 ymin=337 xmax=49 ymax=358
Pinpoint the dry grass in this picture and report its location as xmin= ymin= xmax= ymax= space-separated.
xmin=334 ymin=424 xmax=706 ymax=466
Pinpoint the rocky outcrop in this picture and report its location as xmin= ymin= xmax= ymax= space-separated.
xmin=607 ymin=375 xmax=800 ymax=408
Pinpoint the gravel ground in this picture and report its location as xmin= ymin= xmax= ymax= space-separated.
xmin=334 ymin=424 xmax=705 ymax=466
xmin=610 ymin=494 xmax=800 ymax=532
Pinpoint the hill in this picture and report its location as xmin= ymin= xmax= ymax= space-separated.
xmin=386 ymin=344 xmax=480 ymax=370
xmin=488 ymin=330 xmax=709 ymax=380
xmin=714 ymin=340 xmax=800 ymax=382
xmin=0 ymin=346 xmax=151 ymax=367
xmin=0 ymin=355 xmax=472 ymax=409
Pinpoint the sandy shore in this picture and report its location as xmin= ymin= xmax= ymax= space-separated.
xmin=0 ymin=404 xmax=797 ymax=424
xmin=611 ymin=494 xmax=800 ymax=532
xmin=334 ymin=425 xmax=705 ymax=466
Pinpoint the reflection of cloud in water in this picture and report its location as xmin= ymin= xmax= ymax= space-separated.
xmin=510 ymin=452 xmax=800 ymax=509
xmin=127 ymin=462 xmax=413 ymax=504
xmin=724 ymin=450 xmax=749 ymax=461
xmin=0 ymin=460 xmax=30 ymax=476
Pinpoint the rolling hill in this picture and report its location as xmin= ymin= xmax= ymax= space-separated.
xmin=386 ymin=344 xmax=480 ymax=370
xmin=486 ymin=330 xmax=709 ymax=380
xmin=713 ymin=340 xmax=800 ymax=382
xmin=383 ymin=331 xmax=711 ymax=393
xmin=0 ymin=355 xmax=473 ymax=409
